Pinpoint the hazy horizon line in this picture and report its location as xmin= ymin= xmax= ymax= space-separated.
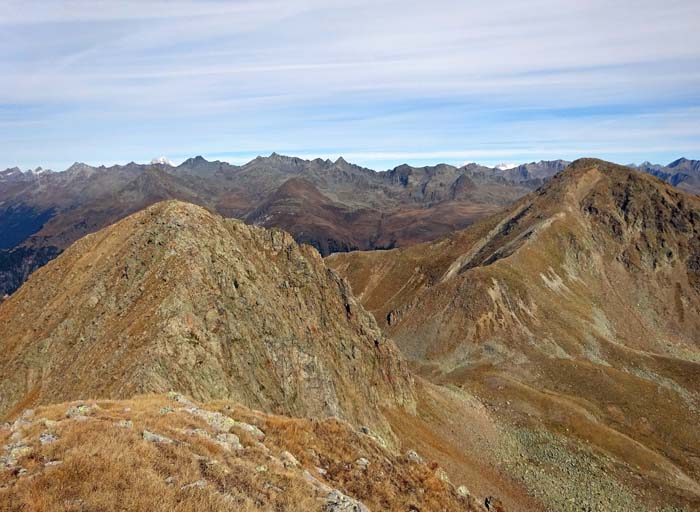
xmin=3 ymin=151 xmax=695 ymax=175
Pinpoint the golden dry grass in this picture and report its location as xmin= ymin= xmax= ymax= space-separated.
xmin=0 ymin=394 xmax=478 ymax=512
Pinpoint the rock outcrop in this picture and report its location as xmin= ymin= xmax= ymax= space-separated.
xmin=0 ymin=394 xmax=481 ymax=512
xmin=0 ymin=201 xmax=414 ymax=440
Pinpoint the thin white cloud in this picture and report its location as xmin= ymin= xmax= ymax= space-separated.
xmin=0 ymin=0 xmax=698 ymax=169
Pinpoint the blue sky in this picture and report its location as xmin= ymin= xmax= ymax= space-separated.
xmin=1 ymin=0 xmax=699 ymax=171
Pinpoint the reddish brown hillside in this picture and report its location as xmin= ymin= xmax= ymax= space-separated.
xmin=329 ymin=159 xmax=700 ymax=511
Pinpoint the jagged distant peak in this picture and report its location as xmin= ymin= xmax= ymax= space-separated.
xmin=668 ymin=157 xmax=693 ymax=168
xmin=0 ymin=165 xmax=52 ymax=177
xmin=65 ymin=161 xmax=94 ymax=172
xmin=495 ymin=162 xmax=518 ymax=171
xmin=178 ymin=155 xmax=211 ymax=167
xmin=267 ymin=151 xmax=296 ymax=160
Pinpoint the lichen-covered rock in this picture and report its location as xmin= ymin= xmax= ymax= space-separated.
xmin=142 ymin=430 xmax=173 ymax=444
xmin=1 ymin=442 xmax=32 ymax=468
xmin=66 ymin=404 xmax=95 ymax=419
xmin=406 ymin=450 xmax=423 ymax=464
xmin=355 ymin=457 xmax=370 ymax=469
xmin=180 ymin=428 xmax=209 ymax=438
xmin=186 ymin=408 xmax=236 ymax=433
xmin=324 ymin=489 xmax=371 ymax=512
xmin=435 ymin=467 xmax=451 ymax=484
xmin=233 ymin=421 xmax=264 ymax=439
xmin=39 ymin=432 xmax=58 ymax=445
xmin=280 ymin=450 xmax=300 ymax=468
xmin=215 ymin=433 xmax=242 ymax=451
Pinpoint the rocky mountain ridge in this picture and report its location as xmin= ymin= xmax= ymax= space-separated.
xmin=0 ymin=201 xmax=414 ymax=442
xmin=328 ymin=159 xmax=700 ymax=511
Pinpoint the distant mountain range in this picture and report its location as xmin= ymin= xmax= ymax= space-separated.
xmin=0 ymin=155 xmax=567 ymax=296
xmin=0 ymin=155 xmax=697 ymax=296
xmin=631 ymin=158 xmax=700 ymax=193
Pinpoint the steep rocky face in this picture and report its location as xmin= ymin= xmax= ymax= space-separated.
xmin=329 ymin=159 xmax=700 ymax=511
xmin=0 ymin=201 xmax=414 ymax=440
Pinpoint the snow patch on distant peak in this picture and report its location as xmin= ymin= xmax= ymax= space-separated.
xmin=495 ymin=163 xmax=518 ymax=171
xmin=1 ymin=166 xmax=52 ymax=176
xmin=150 ymin=156 xmax=173 ymax=166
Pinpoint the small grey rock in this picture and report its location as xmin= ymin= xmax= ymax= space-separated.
xmin=355 ymin=457 xmax=370 ymax=469
xmin=280 ymin=450 xmax=300 ymax=468
xmin=181 ymin=479 xmax=206 ymax=490
xmin=233 ymin=421 xmax=264 ymax=438
xmin=324 ymin=489 xmax=370 ymax=512
xmin=406 ymin=450 xmax=423 ymax=464
xmin=216 ymin=433 xmax=243 ymax=451
xmin=142 ymin=430 xmax=172 ymax=444
xmin=39 ymin=432 xmax=58 ymax=445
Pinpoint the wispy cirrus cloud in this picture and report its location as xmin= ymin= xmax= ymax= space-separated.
xmin=1 ymin=0 xmax=699 ymax=170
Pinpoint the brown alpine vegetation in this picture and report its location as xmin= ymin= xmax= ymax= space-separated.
xmin=0 ymin=394 xmax=483 ymax=512
xmin=329 ymin=158 xmax=700 ymax=511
